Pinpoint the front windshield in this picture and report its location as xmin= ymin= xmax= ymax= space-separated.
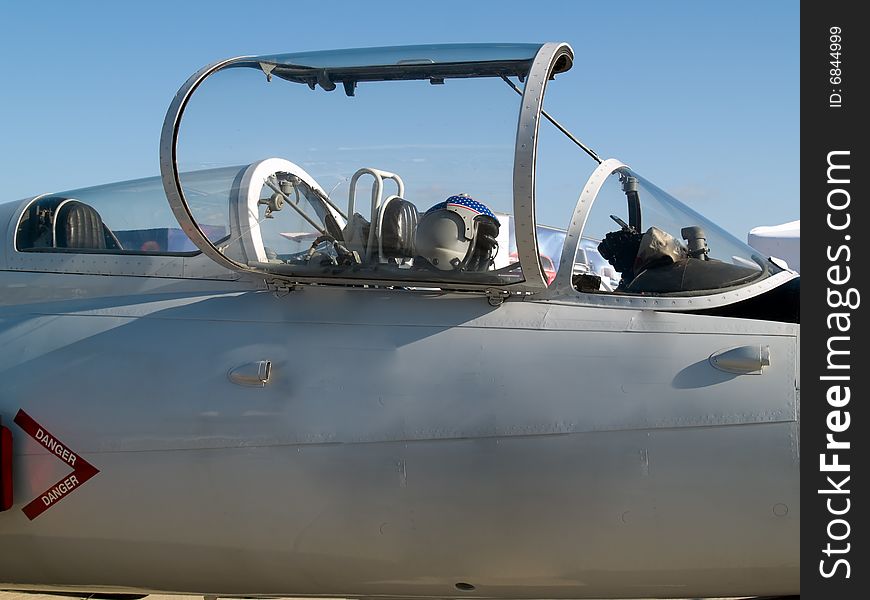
xmin=580 ymin=167 xmax=780 ymax=295
xmin=175 ymin=55 xmax=527 ymax=286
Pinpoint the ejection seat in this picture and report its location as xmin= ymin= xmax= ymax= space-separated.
xmin=376 ymin=195 xmax=418 ymax=261
xmin=343 ymin=168 xmax=418 ymax=264
xmin=54 ymin=201 xmax=112 ymax=249
xmin=16 ymin=198 xmax=122 ymax=251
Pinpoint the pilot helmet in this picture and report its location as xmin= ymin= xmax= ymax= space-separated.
xmin=415 ymin=195 xmax=500 ymax=271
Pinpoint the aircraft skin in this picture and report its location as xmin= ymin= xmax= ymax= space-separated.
xmin=0 ymin=263 xmax=800 ymax=598
xmin=0 ymin=42 xmax=799 ymax=599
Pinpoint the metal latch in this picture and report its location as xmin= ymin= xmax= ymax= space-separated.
xmin=485 ymin=288 xmax=511 ymax=307
xmin=265 ymin=278 xmax=301 ymax=297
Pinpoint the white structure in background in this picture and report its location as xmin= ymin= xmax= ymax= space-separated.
xmin=748 ymin=220 xmax=800 ymax=273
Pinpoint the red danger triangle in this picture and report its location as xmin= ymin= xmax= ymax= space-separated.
xmin=14 ymin=409 xmax=99 ymax=520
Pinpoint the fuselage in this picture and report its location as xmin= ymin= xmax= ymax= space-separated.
xmin=1 ymin=256 xmax=799 ymax=599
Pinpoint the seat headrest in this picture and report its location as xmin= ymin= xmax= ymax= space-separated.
xmin=380 ymin=198 xmax=418 ymax=260
xmin=55 ymin=201 xmax=107 ymax=250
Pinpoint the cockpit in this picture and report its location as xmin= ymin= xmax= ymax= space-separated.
xmin=3 ymin=42 xmax=796 ymax=312
xmin=582 ymin=168 xmax=774 ymax=296
xmin=13 ymin=167 xmax=238 ymax=255
xmin=209 ymin=158 xmax=519 ymax=287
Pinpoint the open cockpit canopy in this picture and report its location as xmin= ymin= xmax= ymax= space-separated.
xmin=159 ymin=42 xmax=576 ymax=290
xmin=240 ymin=43 xmax=570 ymax=91
xmin=148 ymin=41 xmax=797 ymax=307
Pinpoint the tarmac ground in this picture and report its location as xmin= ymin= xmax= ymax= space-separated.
xmin=0 ymin=592 xmax=749 ymax=600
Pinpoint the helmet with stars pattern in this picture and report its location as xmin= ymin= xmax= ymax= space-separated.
xmin=414 ymin=195 xmax=500 ymax=271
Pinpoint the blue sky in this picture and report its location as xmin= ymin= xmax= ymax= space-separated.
xmin=0 ymin=0 xmax=798 ymax=239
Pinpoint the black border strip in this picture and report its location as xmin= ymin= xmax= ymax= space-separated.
xmin=802 ymin=3 xmax=868 ymax=598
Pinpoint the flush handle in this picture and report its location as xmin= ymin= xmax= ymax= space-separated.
xmin=228 ymin=360 xmax=272 ymax=387
xmin=709 ymin=345 xmax=770 ymax=375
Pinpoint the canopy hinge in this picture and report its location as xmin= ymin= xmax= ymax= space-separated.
xmin=265 ymin=278 xmax=301 ymax=297
xmin=259 ymin=62 xmax=276 ymax=82
xmin=485 ymin=288 xmax=511 ymax=307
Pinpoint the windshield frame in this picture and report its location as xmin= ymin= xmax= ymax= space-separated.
xmin=540 ymin=159 xmax=799 ymax=310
